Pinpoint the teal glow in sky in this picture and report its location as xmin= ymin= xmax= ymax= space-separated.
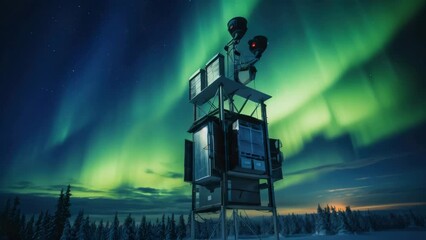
xmin=0 ymin=0 xmax=425 ymax=217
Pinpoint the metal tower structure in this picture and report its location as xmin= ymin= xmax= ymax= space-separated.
xmin=184 ymin=17 xmax=283 ymax=240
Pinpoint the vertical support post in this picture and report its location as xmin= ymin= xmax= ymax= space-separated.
xmin=261 ymin=102 xmax=280 ymax=240
xmin=219 ymin=84 xmax=227 ymax=240
xmin=192 ymin=103 xmax=197 ymax=240
xmin=193 ymin=104 xmax=197 ymax=121
xmin=233 ymin=209 xmax=239 ymax=240
xmin=190 ymin=209 xmax=195 ymax=240
xmin=219 ymin=85 xmax=225 ymax=122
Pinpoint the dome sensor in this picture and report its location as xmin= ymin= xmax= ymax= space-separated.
xmin=227 ymin=17 xmax=248 ymax=41
xmin=248 ymin=35 xmax=268 ymax=58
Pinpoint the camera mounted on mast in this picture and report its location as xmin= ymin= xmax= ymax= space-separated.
xmin=224 ymin=17 xmax=268 ymax=85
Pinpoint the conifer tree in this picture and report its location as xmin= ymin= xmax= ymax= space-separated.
xmin=41 ymin=210 xmax=53 ymax=240
xmin=60 ymin=219 xmax=71 ymax=240
xmin=63 ymin=185 xmax=72 ymax=218
xmin=324 ymin=205 xmax=332 ymax=234
xmin=365 ymin=210 xmax=375 ymax=232
xmin=289 ymin=213 xmax=300 ymax=234
xmin=82 ymin=216 xmax=92 ymax=239
xmin=122 ymin=214 xmax=136 ymax=240
xmin=33 ymin=211 xmax=44 ymax=240
xmin=177 ymin=214 xmax=186 ymax=240
xmin=279 ymin=215 xmax=289 ymax=235
xmin=147 ymin=221 xmax=154 ymax=240
xmin=76 ymin=216 xmax=91 ymax=240
xmin=345 ymin=206 xmax=356 ymax=232
xmin=71 ymin=210 xmax=84 ymax=240
xmin=299 ymin=215 xmax=307 ymax=234
xmin=160 ymin=214 xmax=166 ymax=240
xmin=104 ymin=221 xmax=110 ymax=239
xmin=53 ymin=188 xmax=65 ymax=240
xmin=24 ymin=214 xmax=35 ymax=240
xmin=315 ymin=204 xmax=326 ymax=235
xmin=6 ymin=197 xmax=21 ymax=239
xmin=109 ymin=212 xmax=120 ymax=240
xmin=138 ymin=215 xmax=150 ymax=240
xmin=53 ymin=185 xmax=72 ymax=240
xmin=304 ymin=214 xmax=314 ymax=234
xmin=95 ymin=220 xmax=104 ymax=240
xmin=89 ymin=221 xmax=97 ymax=240
xmin=337 ymin=209 xmax=350 ymax=234
xmin=0 ymin=199 xmax=10 ymax=235
xmin=407 ymin=210 xmax=420 ymax=227
xmin=169 ymin=213 xmax=177 ymax=240
xmin=330 ymin=206 xmax=339 ymax=234
xmin=77 ymin=217 xmax=85 ymax=240
xmin=18 ymin=214 xmax=26 ymax=240
xmin=357 ymin=211 xmax=369 ymax=232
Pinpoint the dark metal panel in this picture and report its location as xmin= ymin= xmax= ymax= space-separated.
xmin=227 ymin=178 xmax=260 ymax=205
xmin=184 ymin=140 xmax=193 ymax=182
xmin=229 ymin=118 xmax=266 ymax=174
xmin=197 ymin=177 xmax=261 ymax=209
xmin=198 ymin=184 xmax=221 ymax=209
xmin=193 ymin=120 xmax=223 ymax=185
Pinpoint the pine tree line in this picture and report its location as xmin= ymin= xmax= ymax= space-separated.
xmin=278 ymin=204 xmax=426 ymax=236
xmin=2 ymin=186 xmax=426 ymax=239
xmin=0 ymin=185 xmax=72 ymax=240
xmin=0 ymin=185 xmax=188 ymax=240
xmin=58 ymin=211 xmax=187 ymax=240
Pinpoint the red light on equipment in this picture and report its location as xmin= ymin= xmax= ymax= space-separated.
xmin=248 ymin=35 xmax=268 ymax=58
xmin=227 ymin=17 xmax=247 ymax=41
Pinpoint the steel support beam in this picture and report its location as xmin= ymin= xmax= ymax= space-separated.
xmin=261 ymin=102 xmax=280 ymax=240
xmin=219 ymin=84 xmax=228 ymax=240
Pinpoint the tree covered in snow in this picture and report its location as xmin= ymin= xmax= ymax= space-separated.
xmin=176 ymin=214 xmax=186 ymax=240
xmin=167 ymin=213 xmax=177 ymax=240
xmin=3 ymin=189 xmax=426 ymax=240
xmin=22 ymin=214 xmax=35 ymax=240
xmin=108 ymin=212 xmax=120 ymax=240
xmin=70 ymin=210 xmax=83 ymax=240
xmin=42 ymin=210 xmax=54 ymax=239
xmin=94 ymin=220 xmax=106 ymax=240
xmin=122 ymin=214 xmax=136 ymax=240
xmin=60 ymin=219 xmax=71 ymax=240
xmin=276 ymin=204 xmax=426 ymax=237
xmin=0 ymin=197 xmax=23 ymax=239
xmin=53 ymin=185 xmax=72 ymax=240
xmin=315 ymin=204 xmax=328 ymax=235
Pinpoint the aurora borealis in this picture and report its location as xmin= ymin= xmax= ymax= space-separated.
xmin=1 ymin=0 xmax=426 ymax=219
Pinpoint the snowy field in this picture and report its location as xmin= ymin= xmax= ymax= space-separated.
xmin=281 ymin=230 xmax=426 ymax=240
xmin=221 ymin=230 xmax=426 ymax=240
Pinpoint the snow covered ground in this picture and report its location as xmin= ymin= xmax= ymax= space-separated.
xmin=223 ymin=230 xmax=426 ymax=240
xmin=280 ymin=230 xmax=426 ymax=240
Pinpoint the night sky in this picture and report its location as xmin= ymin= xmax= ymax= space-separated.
xmin=1 ymin=0 xmax=426 ymax=220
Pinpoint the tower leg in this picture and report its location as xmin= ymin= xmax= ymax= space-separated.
xmin=233 ymin=209 xmax=239 ymax=240
xmin=191 ymin=210 xmax=195 ymax=240
xmin=191 ymin=183 xmax=196 ymax=240
xmin=221 ymin=206 xmax=227 ymax=240
xmin=272 ymin=207 xmax=279 ymax=239
xmin=261 ymin=102 xmax=280 ymax=240
xmin=219 ymin=84 xmax=228 ymax=240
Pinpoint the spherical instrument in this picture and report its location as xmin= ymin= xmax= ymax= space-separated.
xmin=227 ymin=17 xmax=248 ymax=41
xmin=248 ymin=35 xmax=268 ymax=58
